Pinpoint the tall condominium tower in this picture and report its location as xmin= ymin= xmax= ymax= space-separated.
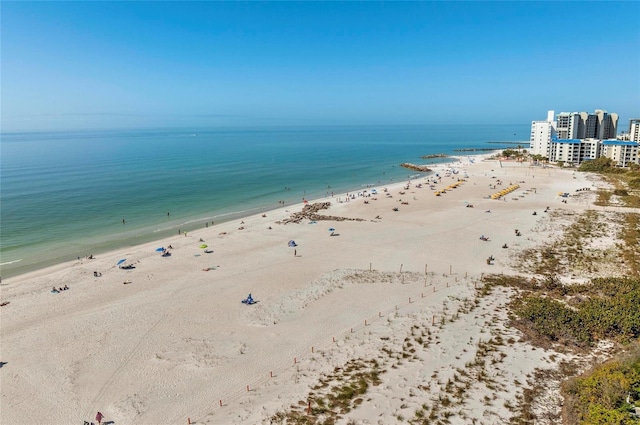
xmin=530 ymin=110 xmax=556 ymax=157
xmin=556 ymin=112 xmax=580 ymax=139
xmin=580 ymin=110 xmax=618 ymax=139
xmin=543 ymin=109 xmax=618 ymax=140
xmin=598 ymin=110 xmax=618 ymax=139
xmin=630 ymin=119 xmax=640 ymax=143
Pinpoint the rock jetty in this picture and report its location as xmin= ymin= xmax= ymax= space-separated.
xmin=277 ymin=202 xmax=366 ymax=225
xmin=420 ymin=154 xmax=448 ymax=159
xmin=453 ymin=148 xmax=498 ymax=152
xmin=400 ymin=163 xmax=432 ymax=172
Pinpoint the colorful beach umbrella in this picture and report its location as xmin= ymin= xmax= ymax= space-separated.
xmin=199 ymin=244 xmax=208 ymax=249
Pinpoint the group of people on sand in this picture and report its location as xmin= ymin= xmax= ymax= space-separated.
xmin=51 ymin=285 xmax=69 ymax=293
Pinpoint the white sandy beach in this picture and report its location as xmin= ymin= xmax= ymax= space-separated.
xmin=0 ymin=154 xmax=605 ymax=424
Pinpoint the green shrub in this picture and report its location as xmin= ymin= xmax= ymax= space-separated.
xmin=563 ymin=353 xmax=640 ymax=424
xmin=514 ymin=296 xmax=591 ymax=346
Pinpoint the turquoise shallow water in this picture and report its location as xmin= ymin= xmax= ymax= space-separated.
xmin=0 ymin=124 xmax=528 ymax=277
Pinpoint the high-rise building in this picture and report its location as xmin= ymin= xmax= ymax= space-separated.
xmin=548 ymin=110 xmax=618 ymax=140
xmin=530 ymin=110 xmax=556 ymax=157
xmin=595 ymin=110 xmax=618 ymax=139
xmin=629 ymin=119 xmax=640 ymax=143
xmin=556 ymin=112 xmax=580 ymax=139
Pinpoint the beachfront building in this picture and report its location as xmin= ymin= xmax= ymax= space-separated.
xmin=556 ymin=112 xmax=580 ymax=139
xmin=530 ymin=110 xmax=556 ymax=157
xmin=629 ymin=119 xmax=640 ymax=143
xmin=548 ymin=139 xmax=579 ymax=164
xmin=593 ymin=110 xmax=618 ymax=140
xmin=552 ymin=110 xmax=618 ymax=140
xmin=530 ymin=109 xmax=627 ymax=165
xmin=548 ymin=138 xmax=601 ymax=165
xmin=600 ymin=140 xmax=640 ymax=167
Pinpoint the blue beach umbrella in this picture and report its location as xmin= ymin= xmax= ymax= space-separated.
xmin=288 ymin=240 xmax=297 ymax=247
xmin=117 ymin=259 xmax=126 ymax=265
xmin=155 ymin=247 xmax=165 ymax=252
xmin=328 ymin=228 xmax=336 ymax=232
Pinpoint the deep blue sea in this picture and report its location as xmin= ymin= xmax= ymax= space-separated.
xmin=0 ymin=124 xmax=529 ymax=277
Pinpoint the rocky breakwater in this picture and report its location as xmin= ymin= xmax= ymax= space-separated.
xmin=400 ymin=163 xmax=432 ymax=172
xmin=277 ymin=202 xmax=366 ymax=225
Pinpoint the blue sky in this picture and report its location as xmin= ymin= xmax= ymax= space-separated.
xmin=2 ymin=1 xmax=639 ymax=131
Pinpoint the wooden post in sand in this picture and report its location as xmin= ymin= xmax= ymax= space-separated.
xmin=432 ymin=315 xmax=435 ymax=325
xmin=400 ymin=264 xmax=403 ymax=273
xmin=307 ymin=401 xmax=311 ymax=415
xmin=370 ymin=262 xmax=372 ymax=271
xmin=425 ymin=264 xmax=428 ymax=275
xmin=449 ymin=265 xmax=452 ymax=275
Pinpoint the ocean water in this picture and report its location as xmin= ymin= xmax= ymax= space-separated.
xmin=0 ymin=124 xmax=529 ymax=277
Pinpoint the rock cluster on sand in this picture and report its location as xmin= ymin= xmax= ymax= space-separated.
xmin=400 ymin=163 xmax=432 ymax=172
xmin=278 ymin=202 xmax=366 ymax=224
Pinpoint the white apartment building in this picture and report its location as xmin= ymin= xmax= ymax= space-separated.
xmin=530 ymin=110 xmax=556 ymax=157
xmin=629 ymin=119 xmax=640 ymax=143
xmin=600 ymin=140 xmax=639 ymax=167
xmin=556 ymin=112 xmax=580 ymax=139
xmin=548 ymin=138 xmax=600 ymax=165
xmin=548 ymin=139 xmax=580 ymax=164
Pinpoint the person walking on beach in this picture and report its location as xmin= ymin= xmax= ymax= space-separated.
xmin=95 ymin=411 xmax=104 ymax=425
xmin=294 ymin=249 xmax=297 ymax=257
